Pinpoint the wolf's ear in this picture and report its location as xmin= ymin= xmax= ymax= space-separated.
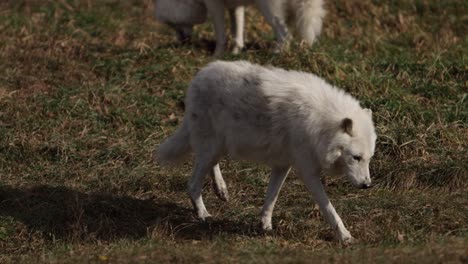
xmin=341 ymin=118 xmax=353 ymax=136
xmin=364 ymin=108 xmax=372 ymax=117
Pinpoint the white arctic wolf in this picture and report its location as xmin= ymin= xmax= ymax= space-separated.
xmin=155 ymin=61 xmax=377 ymax=243
xmin=154 ymin=0 xmax=325 ymax=56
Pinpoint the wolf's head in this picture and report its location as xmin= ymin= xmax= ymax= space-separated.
xmin=154 ymin=0 xmax=207 ymax=42
xmin=325 ymin=108 xmax=377 ymax=189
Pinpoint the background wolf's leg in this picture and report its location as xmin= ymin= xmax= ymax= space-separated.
xmin=211 ymin=163 xmax=229 ymax=201
xmin=261 ymin=166 xmax=291 ymax=231
xmin=229 ymin=6 xmax=245 ymax=54
xmin=205 ymin=0 xmax=226 ymax=56
xmin=254 ymin=0 xmax=290 ymax=52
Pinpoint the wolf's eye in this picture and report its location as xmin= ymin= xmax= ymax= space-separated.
xmin=353 ymin=155 xmax=362 ymax=161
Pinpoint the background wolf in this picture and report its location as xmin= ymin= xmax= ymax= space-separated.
xmin=154 ymin=0 xmax=325 ymax=55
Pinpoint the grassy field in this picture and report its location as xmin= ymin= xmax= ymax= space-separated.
xmin=0 ymin=0 xmax=467 ymax=263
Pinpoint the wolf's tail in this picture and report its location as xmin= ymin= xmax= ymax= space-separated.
xmin=154 ymin=121 xmax=191 ymax=166
xmin=294 ymin=0 xmax=326 ymax=44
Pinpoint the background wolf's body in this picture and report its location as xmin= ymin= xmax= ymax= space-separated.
xmin=154 ymin=0 xmax=325 ymax=55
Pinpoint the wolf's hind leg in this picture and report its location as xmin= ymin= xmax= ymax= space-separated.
xmin=188 ymin=155 xmax=218 ymax=221
xmin=261 ymin=167 xmax=290 ymax=231
xmin=211 ymin=163 xmax=229 ymax=202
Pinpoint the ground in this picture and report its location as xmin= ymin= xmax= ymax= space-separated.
xmin=0 ymin=0 xmax=467 ymax=263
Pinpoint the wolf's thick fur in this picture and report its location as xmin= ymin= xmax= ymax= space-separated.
xmin=155 ymin=61 xmax=377 ymax=243
xmin=154 ymin=0 xmax=325 ymax=56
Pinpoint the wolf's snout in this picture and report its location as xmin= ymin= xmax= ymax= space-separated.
xmin=360 ymin=183 xmax=371 ymax=189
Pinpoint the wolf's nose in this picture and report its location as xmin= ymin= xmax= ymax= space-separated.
xmin=361 ymin=183 xmax=371 ymax=189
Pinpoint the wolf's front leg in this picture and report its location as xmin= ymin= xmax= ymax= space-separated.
xmin=297 ymin=163 xmax=354 ymax=244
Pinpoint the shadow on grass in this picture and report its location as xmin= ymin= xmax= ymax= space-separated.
xmin=0 ymin=184 xmax=261 ymax=242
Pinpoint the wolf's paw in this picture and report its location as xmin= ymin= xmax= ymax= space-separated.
xmin=341 ymin=236 xmax=356 ymax=245
xmin=214 ymin=186 xmax=229 ymax=202
xmin=232 ymin=46 xmax=242 ymax=55
xmin=260 ymin=224 xmax=274 ymax=236
xmin=261 ymin=216 xmax=273 ymax=232
xmin=196 ymin=210 xmax=212 ymax=222
xmin=262 ymin=224 xmax=273 ymax=232
xmin=337 ymin=231 xmax=356 ymax=245
xmin=213 ymin=180 xmax=229 ymax=202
